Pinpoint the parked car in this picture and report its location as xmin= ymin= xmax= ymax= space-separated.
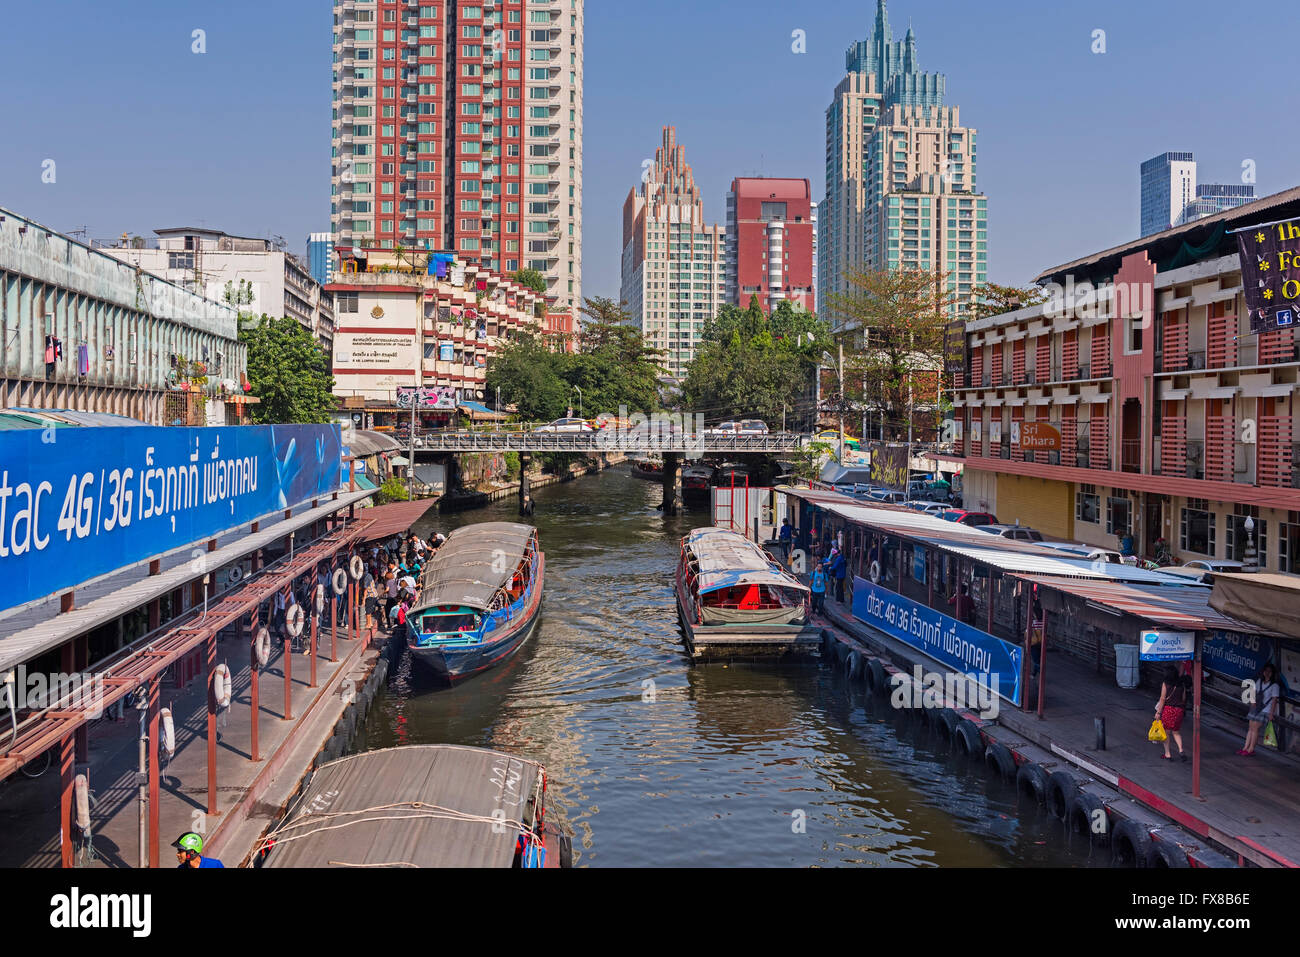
xmin=708 ymin=421 xmax=739 ymax=435
xmin=978 ymin=524 xmax=1045 ymax=542
xmin=1034 ymin=541 xmax=1125 ymax=565
xmin=533 ymin=417 xmax=595 ymax=433
xmin=737 ymin=419 xmax=769 ymax=435
xmin=1181 ymin=559 xmax=1253 ymax=574
xmin=938 ymin=509 xmax=998 ymax=527
xmin=903 ymin=500 xmax=950 ymax=515
xmin=867 ymin=489 xmax=908 ymax=505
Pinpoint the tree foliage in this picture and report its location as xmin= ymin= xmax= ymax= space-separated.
xmin=511 ymin=268 xmax=548 ymax=295
xmin=239 ymin=315 xmax=336 ymax=424
xmin=486 ymin=297 xmax=664 ymax=422
xmin=826 ymin=267 xmax=956 ymax=442
xmin=681 ymin=297 xmax=828 ymax=428
xmin=970 ymin=282 xmax=1048 ymax=321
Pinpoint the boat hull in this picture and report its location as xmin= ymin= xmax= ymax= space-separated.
xmin=409 ymin=552 xmax=545 ymax=683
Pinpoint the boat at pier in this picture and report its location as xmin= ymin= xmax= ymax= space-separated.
xmin=406 ymin=522 xmax=543 ymax=682
xmin=675 ymin=526 xmax=820 ymax=661
xmin=258 ymin=745 xmax=570 ymax=868
xmin=711 ymin=462 xmax=751 ymax=487
xmin=681 ymin=464 xmax=716 ymax=506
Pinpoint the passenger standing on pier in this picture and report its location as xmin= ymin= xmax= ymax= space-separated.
xmin=778 ymin=520 xmax=793 ymax=564
xmin=1154 ymin=665 xmax=1189 ymax=761
xmin=827 ymin=549 xmax=847 ymax=604
xmin=948 ymin=583 xmax=975 ymax=626
xmin=810 ymin=564 xmax=827 ymax=614
xmin=1240 ymin=663 xmax=1281 ymax=756
xmin=384 ymin=573 xmax=400 ymax=630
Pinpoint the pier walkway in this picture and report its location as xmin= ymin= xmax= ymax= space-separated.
xmin=816 ymin=594 xmax=1300 ymax=867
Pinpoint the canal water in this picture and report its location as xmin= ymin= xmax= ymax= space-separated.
xmin=360 ymin=466 xmax=1098 ymax=867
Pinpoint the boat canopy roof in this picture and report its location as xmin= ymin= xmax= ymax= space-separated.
xmin=684 ymin=526 xmax=809 ymax=596
xmin=416 ymin=521 xmax=535 ymax=611
xmin=260 ymin=745 xmax=544 ymax=868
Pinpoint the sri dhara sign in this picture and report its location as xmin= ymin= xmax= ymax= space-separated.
xmin=852 ymin=578 xmax=1023 ymax=706
xmin=1139 ymin=629 xmax=1196 ymax=662
xmin=0 ymin=425 xmax=341 ymax=611
xmin=1010 ymin=421 xmax=1061 ymax=452
xmin=1237 ymin=216 xmax=1300 ymax=334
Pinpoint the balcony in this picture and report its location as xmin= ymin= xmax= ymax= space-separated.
xmin=1075 ymin=362 xmax=1090 ymax=381
xmin=1121 ymin=438 xmax=1141 ymax=474
xmin=1188 ymin=350 xmax=1207 ymax=371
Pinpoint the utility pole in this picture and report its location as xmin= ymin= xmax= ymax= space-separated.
xmin=838 ymin=341 xmax=845 ymax=466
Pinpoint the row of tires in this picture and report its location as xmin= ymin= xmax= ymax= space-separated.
xmin=313 ymin=655 xmax=390 ymax=769
xmin=828 ymin=635 xmax=1189 ymax=868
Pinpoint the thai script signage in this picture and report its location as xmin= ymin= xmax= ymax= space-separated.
xmin=0 ymin=425 xmax=341 ymax=611
xmin=1138 ymin=629 xmax=1195 ymax=662
xmin=852 ymin=577 xmax=1023 ymax=706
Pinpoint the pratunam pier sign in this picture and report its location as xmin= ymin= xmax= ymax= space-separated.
xmin=0 ymin=424 xmax=342 ymax=611
xmin=1237 ymin=215 xmax=1300 ymax=334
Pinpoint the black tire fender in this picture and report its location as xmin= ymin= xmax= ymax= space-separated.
xmin=1067 ymin=791 xmax=1110 ymax=845
xmin=866 ymin=658 xmax=888 ymax=693
xmin=985 ymin=742 xmax=1017 ymax=781
xmin=1147 ymin=834 xmax=1190 ymax=868
xmin=1047 ymin=770 xmax=1077 ymax=821
xmin=936 ymin=708 xmax=961 ymax=740
xmin=1113 ymin=819 xmax=1152 ymax=867
xmin=955 ymin=719 xmax=983 ymax=756
xmin=1016 ymin=762 xmax=1049 ymax=805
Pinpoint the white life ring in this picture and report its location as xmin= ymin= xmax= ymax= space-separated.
xmin=74 ymin=774 xmax=91 ymax=831
xmin=349 ymin=555 xmax=365 ymax=581
xmin=228 ymin=565 xmax=243 ymax=586
xmin=285 ymin=604 xmax=305 ymax=638
xmin=160 ymin=707 xmax=176 ymax=757
xmin=253 ymin=626 xmax=271 ymax=667
xmin=314 ymin=584 xmax=326 ymax=614
xmin=213 ymin=664 xmax=232 ymax=710
xmin=869 ymin=560 xmax=882 ymax=584
xmin=332 ymin=568 xmax=349 ymax=596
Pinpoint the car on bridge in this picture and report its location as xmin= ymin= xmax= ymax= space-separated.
xmin=533 ymin=417 xmax=595 ymax=433
xmin=737 ymin=419 xmax=769 ymax=435
xmin=813 ymin=430 xmax=861 ymax=450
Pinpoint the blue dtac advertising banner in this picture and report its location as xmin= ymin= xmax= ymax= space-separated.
xmin=0 ymin=424 xmax=341 ymax=611
xmin=851 ymin=577 xmax=1023 ymax=706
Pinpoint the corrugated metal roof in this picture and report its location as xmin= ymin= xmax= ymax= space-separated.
xmin=2 ymin=408 xmax=147 ymax=428
xmin=415 ymin=522 xmax=535 ymax=611
xmin=1017 ymin=574 xmax=1277 ymax=635
xmin=357 ymin=499 xmax=436 ymax=542
xmin=261 ymin=745 xmax=544 ymax=868
xmin=346 ymin=429 xmax=402 ymax=456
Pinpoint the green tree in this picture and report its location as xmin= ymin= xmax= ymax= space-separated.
xmin=239 ymin=315 xmax=336 ymax=424
xmin=511 ymin=268 xmax=548 ymax=296
xmin=826 ymin=266 xmax=957 ymax=442
xmin=970 ymin=282 xmax=1047 ymax=321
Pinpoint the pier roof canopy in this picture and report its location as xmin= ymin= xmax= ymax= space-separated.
xmin=1209 ymin=573 xmax=1300 ymax=640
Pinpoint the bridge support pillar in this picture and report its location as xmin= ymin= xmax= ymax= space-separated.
xmin=661 ymin=452 xmax=681 ymax=517
xmin=518 ymin=453 xmax=533 ymax=517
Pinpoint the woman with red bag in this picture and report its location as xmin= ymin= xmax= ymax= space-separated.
xmin=1154 ymin=665 xmax=1190 ymax=762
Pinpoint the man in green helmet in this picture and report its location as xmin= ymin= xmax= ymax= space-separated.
xmin=172 ymin=832 xmax=224 ymax=868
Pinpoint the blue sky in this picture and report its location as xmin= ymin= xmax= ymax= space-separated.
xmin=2 ymin=0 xmax=1295 ymax=300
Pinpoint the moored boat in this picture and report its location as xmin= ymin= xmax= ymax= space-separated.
xmin=257 ymin=745 xmax=571 ymax=868
xmin=406 ymin=522 xmax=543 ymax=683
xmin=681 ymin=464 xmax=716 ymax=505
xmin=675 ymin=526 xmax=820 ymax=661
xmin=711 ymin=462 xmax=751 ymax=487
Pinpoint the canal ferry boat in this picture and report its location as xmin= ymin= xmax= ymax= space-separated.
xmin=258 ymin=745 xmax=571 ymax=868
xmin=675 ymin=526 xmax=820 ymax=660
xmin=630 ymin=456 xmax=664 ymax=480
xmin=681 ymin=464 xmax=716 ymax=506
xmin=711 ymin=463 xmax=751 ymax=487
xmin=407 ymin=522 xmax=543 ymax=682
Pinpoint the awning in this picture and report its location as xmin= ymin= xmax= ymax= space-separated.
xmin=1209 ymin=573 xmax=1300 ymax=640
xmin=358 ymin=499 xmax=437 ymax=542
xmin=458 ymin=401 xmax=509 ymax=421
xmin=391 ymin=455 xmax=410 ymax=467
xmin=347 ymin=429 xmax=403 ymax=456
xmin=353 ymin=473 xmax=378 ymax=491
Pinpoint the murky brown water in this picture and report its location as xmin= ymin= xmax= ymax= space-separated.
xmin=360 ymin=466 xmax=1099 ymax=866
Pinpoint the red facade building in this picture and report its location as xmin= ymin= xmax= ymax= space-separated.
xmin=725 ymin=177 xmax=815 ymax=313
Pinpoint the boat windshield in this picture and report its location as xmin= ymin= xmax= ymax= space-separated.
xmin=420 ymin=609 xmax=482 ymax=634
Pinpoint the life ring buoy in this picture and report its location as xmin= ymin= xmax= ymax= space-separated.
xmin=314 ymin=584 xmax=326 ymax=614
xmin=332 ymin=568 xmax=348 ymax=596
xmin=74 ymin=773 xmax=91 ymax=831
xmin=869 ymin=560 xmax=882 ymax=584
xmin=253 ymin=626 xmax=271 ymax=667
xmin=228 ymin=566 xmax=243 ymax=586
xmin=349 ymin=555 xmax=365 ymax=581
xmin=213 ymin=664 xmax=232 ymax=710
xmin=160 ymin=707 xmax=176 ymax=757
xmin=285 ymin=604 xmax=305 ymax=638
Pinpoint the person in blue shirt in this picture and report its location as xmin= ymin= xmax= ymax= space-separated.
xmin=173 ymin=832 xmax=224 ymax=868
xmin=778 ymin=520 xmax=793 ymax=564
xmin=828 ymin=550 xmax=848 ymax=603
xmin=810 ymin=564 xmax=827 ymax=614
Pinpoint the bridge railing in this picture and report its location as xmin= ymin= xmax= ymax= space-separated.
xmin=399 ymin=428 xmax=810 ymax=453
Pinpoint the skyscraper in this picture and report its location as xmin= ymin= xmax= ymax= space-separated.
xmin=330 ymin=0 xmax=583 ymax=309
xmin=725 ymin=177 xmax=815 ymax=313
xmin=621 ymin=127 xmax=726 ymax=379
xmin=1140 ymin=152 xmax=1196 ymax=237
xmin=819 ymin=1 xmax=986 ymax=325
xmin=307 ymin=232 xmax=334 ymax=287
xmin=1179 ymin=183 xmax=1256 ymax=224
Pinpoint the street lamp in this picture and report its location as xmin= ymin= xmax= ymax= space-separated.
xmin=1244 ymin=516 xmax=1257 ymax=569
xmin=571 ymin=385 xmax=582 ymax=418
xmin=822 ymin=345 xmax=845 ymax=465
